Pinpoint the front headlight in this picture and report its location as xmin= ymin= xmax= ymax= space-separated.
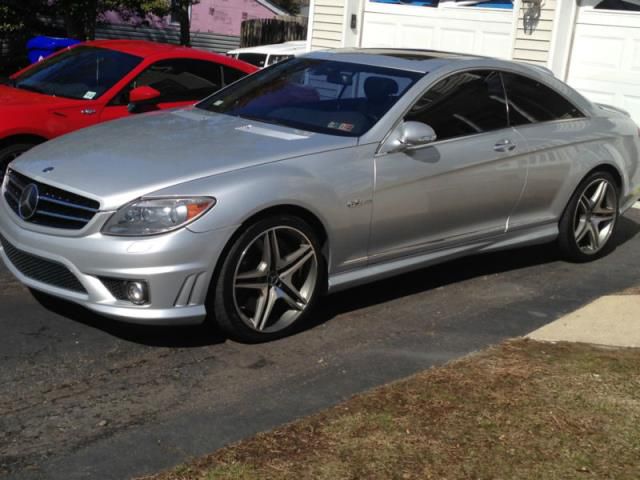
xmin=102 ymin=197 xmax=216 ymax=236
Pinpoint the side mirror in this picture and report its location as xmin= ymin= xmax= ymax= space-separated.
xmin=127 ymin=86 xmax=161 ymax=113
xmin=380 ymin=121 xmax=437 ymax=154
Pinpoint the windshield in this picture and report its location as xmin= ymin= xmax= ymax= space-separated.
xmin=197 ymin=58 xmax=422 ymax=137
xmin=14 ymin=46 xmax=142 ymax=100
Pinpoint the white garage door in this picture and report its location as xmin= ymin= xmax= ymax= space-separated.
xmin=567 ymin=2 xmax=640 ymax=124
xmin=361 ymin=2 xmax=516 ymax=59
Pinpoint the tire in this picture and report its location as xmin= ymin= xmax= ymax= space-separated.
xmin=0 ymin=143 xmax=35 ymax=182
xmin=558 ymin=170 xmax=619 ymax=262
xmin=209 ymin=215 xmax=326 ymax=343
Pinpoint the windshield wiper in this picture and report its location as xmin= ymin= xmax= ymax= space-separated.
xmin=234 ymin=113 xmax=291 ymax=129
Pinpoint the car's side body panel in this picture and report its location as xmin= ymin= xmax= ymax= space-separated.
xmin=369 ymin=127 xmax=528 ymax=263
xmin=162 ymin=145 xmax=376 ymax=273
xmin=510 ymin=115 xmax=640 ymax=230
xmin=1 ymin=50 xmax=640 ymax=326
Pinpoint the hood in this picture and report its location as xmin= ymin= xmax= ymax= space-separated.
xmin=0 ymin=84 xmax=74 ymax=108
xmin=11 ymin=107 xmax=357 ymax=210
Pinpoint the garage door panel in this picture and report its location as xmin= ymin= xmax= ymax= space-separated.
xmin=440 ymin=28 xmax=476 ymax=53
xmin=568 ymin=10 xmax=640 ymax=123
xmin=632 ymin=39 xmax=640 ymax=71
xmin=572 ymin=31 xmax=625 ymax=70
xmin=361 ymin=8 xmax=514 ymax=59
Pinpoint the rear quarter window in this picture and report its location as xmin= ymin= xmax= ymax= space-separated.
xmin=501 ymin=72 xmax=584 ymax=125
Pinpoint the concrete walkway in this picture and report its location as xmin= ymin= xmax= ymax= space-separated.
xmin=528 ymin=294 xmax=640 ymax=348
xmin=529 ymin=202 xmax=640 ymax=347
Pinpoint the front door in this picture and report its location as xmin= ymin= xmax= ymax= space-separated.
xmin=369 ymin=70 xmax=528 ymax=261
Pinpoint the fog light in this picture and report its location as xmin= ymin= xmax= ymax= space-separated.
xmin=126 ymin=281 xmax=148 ymax=305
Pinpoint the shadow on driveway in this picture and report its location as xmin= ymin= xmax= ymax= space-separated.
xmin=31 ymin=215 xmax=640 ymax=347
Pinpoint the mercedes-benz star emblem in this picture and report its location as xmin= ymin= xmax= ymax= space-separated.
xmin=19 ymin=184 xmax=39 ymax=220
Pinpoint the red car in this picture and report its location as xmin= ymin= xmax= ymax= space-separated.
xmin=0 ymin=39 xmax=257 ymax=178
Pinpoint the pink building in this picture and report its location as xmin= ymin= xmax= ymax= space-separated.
xmin=187 ymin=0 xmax=288 ymax=36
xmin=103 ymin=0 xmax=288 ymax=37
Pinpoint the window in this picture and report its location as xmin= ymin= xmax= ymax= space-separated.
xmin=237 ymin=53 xmax=268 ymax=68
xmin=370 ymin=0 xmax=514 ymax=9
xmin=405 ymin=70 xmax=509 ymax=141
xmin=594 ymin=0 xmax=640 ymax=10
xmin=198 ymin=58 xmax=421 ymax=137
xmin=266 ymin=54 xmax=293 ymax=67
xmin=222 ymin=65 xmax=247 ymax=86
xmin=112 ymin=59 xmax=224 ymax=105
xmin=14 ymin=46 xmax=141 ymax=100
xmin=501 ymin=72 xmax=584 ymax=125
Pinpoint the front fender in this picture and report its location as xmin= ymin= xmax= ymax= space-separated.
xmin=152 ymin=146 xmax=376 ymax=273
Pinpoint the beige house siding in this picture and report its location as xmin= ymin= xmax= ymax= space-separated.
xmin=512 ymin=0 xmax=557 ymax=66
xmin=310 ymin=0 xmax=345 ymax=49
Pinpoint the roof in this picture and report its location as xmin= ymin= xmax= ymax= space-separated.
xmin=80 ymin=39 xmax=257 ymax=73
xmin=227 ymin=41 xmax=307 ymax=56
xmin=255 ymin=0 xmax=290 ymax=15
xmin=84 ymin=39 xmax=203 ymax=59
xmin=306 ymin=48 xmax=482 ymax=74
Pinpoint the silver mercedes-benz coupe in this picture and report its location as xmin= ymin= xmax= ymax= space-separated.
xmin=1 ymin=49 xmax=639 ymax=342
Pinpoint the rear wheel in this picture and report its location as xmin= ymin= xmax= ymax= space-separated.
xmin=210 ymin=215 xmax=325 ymax=343
xmin=0 ymin=143 xmax=35 ymax=183
xmin=558 ymin=171 xmax=619 ymax=262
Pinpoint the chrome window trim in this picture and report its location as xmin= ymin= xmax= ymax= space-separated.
xmin=376 ymin=66 xmax=589 ymax=155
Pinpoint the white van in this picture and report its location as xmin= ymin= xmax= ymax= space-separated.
xmin=227 ymin=41 xmax=307 ymax=69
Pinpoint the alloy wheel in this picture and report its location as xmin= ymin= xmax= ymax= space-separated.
xmin=232 ymin=226 xmax=318 ymax=333
xmin=573 ymin=178 xmax=617 ymax=255
xmin=0 ymin=148 xmax=28 ymax=183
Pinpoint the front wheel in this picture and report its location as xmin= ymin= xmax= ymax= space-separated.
xmin=558 ymin=171 xmax=619 ymax=262
xmin=209 ymin=215 xmax=325 ymax=343
xmin=0 ymin=143 xmax=35 ymax=183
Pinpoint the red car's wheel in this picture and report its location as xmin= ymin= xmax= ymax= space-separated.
xmin=0 ymin=143 xmax=34 ymax=182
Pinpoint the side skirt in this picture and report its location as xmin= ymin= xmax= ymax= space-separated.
xmin=327 ymin=223 xmax=558 ymax=293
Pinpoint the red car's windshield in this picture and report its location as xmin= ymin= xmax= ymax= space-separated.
xmin=14 ymin=46 xmax=142 ymax=100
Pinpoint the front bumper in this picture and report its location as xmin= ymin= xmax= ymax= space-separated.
xmin=0 ymin=199 xmax=237 ymax=325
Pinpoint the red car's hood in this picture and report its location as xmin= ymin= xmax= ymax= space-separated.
xmin=0 ymin=84 xmax=78 ymax=108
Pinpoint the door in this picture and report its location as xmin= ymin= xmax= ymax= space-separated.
xmin=369 ymin=70 xmax=528 ymax=261
xmin=100 ymin=59 xmax=242 ymax=122
xmin=566 ymin=0 xmax=640 ymax=124
xmin=502 ymin=71 xmax=593 ymax=229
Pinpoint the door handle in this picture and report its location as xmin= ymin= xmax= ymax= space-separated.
xmin=494 ymin=139 xmax=516 ymax=152
xmin=81 ymin=109 xmax=97 ymax=115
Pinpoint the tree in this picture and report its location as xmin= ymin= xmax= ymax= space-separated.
xmin=54 ymin=0 xmax=172 ymax=40
xmin=169 ymin=0 xmax=199 ymax=46
xmin=0 ymin=0 xmax=53 ymax=73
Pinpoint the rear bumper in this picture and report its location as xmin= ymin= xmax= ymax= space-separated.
xmin=0 ymin=198 xmax=237 ymax=325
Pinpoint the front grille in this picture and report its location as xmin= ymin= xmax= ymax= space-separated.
xmin=0 ymin=233 xmax=87 ymax=293
xmin=99 ymin=277 xmax=129 ymax=301
xmin=3 ymin=169 xmax=100 ymax=230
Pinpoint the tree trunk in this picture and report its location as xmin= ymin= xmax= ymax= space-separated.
xmin=178 ymin=1 xmax=191 ymax=47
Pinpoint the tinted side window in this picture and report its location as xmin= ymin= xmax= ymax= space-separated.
xmin=222 ymin=66 xmax=247 ymax=86
xmin=501 ymin=72 xmax=584 ymax=125
xmin=113 ymin=59 xmax=223 ymax=104
xmin=405 ymin=71 xmax=509 ymax=141
xmin=237 ymin=53 xmax=267 ymax=68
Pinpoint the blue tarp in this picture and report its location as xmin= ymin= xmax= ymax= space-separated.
xmin=27 ymin=36 xmax=81 ymax=64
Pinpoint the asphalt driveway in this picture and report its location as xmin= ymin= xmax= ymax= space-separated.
xmin=2 ymin=209 xmax=640 ymax=480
